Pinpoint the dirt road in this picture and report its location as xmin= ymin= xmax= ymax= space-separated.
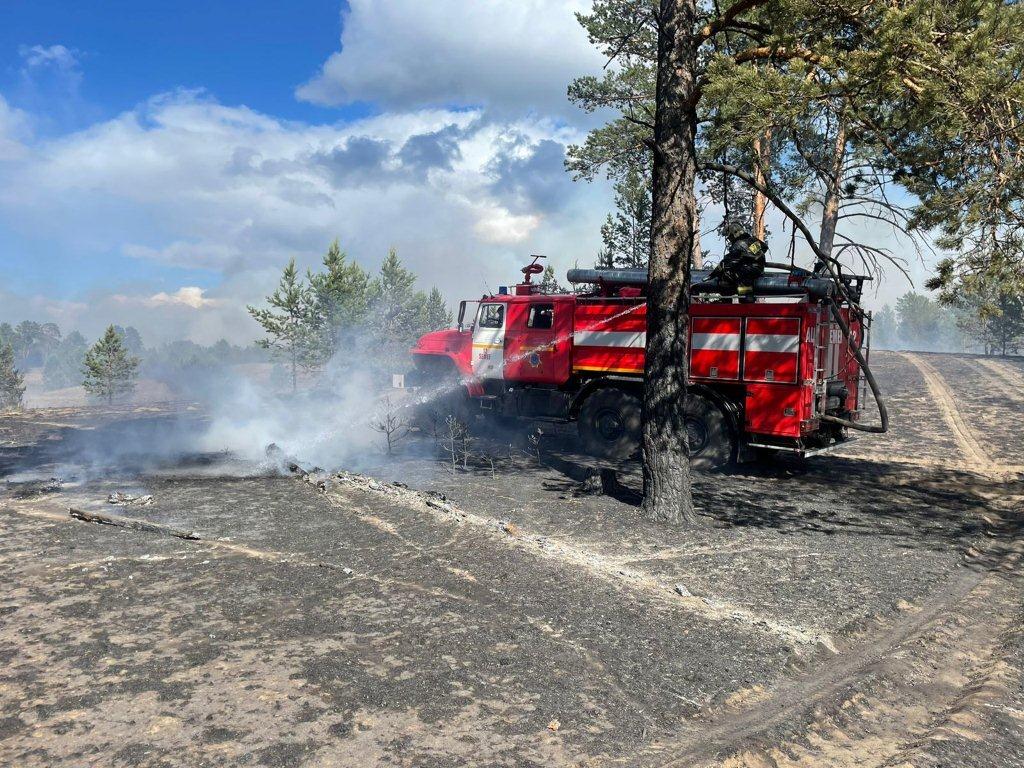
xmin=1 ymin=352 xmax=1022 ymax=766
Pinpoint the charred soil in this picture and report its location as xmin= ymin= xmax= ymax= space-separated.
xmin=1 ymin=352 xmax=1022 ymax=767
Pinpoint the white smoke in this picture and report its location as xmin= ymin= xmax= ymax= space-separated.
xmin=197 ymin=353 xmax=397 ymax=470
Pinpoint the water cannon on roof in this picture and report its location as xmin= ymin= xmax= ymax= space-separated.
xmin=514 ymin=254 xmax=547 ymax=295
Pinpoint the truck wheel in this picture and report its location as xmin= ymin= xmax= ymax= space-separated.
xmin=578 ymin=388 xmax=641 ymax=460
xmin=685 ymin=394 xmax=735 ymax=470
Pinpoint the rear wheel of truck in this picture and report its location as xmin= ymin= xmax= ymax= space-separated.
xmin=578 ymin=388 xmax=641 ymax=460
xmin=684 ymin=393 xmax=735 ymax=470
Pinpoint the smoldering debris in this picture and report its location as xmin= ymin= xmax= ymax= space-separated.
xmin=4 ymin=344 xmax=565 ymax=487
xmin=265 ymin=442 xmax=323 ymax=478
xmin=5 ymin=476 xmax=66 ymax=498
xmin=108 ymin=491 xmax=154 ymax=506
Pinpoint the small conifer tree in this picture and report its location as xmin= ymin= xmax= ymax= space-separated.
xmin=538 ymin=265 xmax=566 ymax=295
xmin=0 ymin=343 xmax=26 ymax=410
xmin=422 ymin=287 xmax=453 ymax=331
xmin=248 ymin=259 xmax=319 ymax=393
xmin=82 ymin=326 xmax=139 ymax=404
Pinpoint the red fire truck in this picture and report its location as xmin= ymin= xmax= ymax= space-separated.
xmin=409 ymin=259 xmax=885 ymax=468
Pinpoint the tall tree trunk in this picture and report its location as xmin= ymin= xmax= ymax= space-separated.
xmin=817 ymin=117 xmax=847 ymax=259
xmin=641 ymin=0 xmax=700 ymax=525
xmin=752 ymin=128 xmax=771 ymax=240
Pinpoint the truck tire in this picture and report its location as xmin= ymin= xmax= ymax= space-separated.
xmin=684 ymin=393 xmax=735 ymax=470
xmin=578 ymin=388 xmax=641 ymax=460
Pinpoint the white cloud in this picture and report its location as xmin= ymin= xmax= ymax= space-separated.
xmin=0 ymin=90 xmax=612 ymax=343
xmin=0 ymin=8 xmax=619 ymax=346
xmin=472 ymin=205 xmax=540 ymax=243
xmin=112 ymin=286 xmax=222 ymax=310
xmin=297 ymin=0 xmax=603 ymax=115
xmin=0 ymin=95 xmax=31 ymax=160
xmin=19 ymin=44 xmax=81 ymax=72
xmin=18 ymin=44 xmax=84 ymax=99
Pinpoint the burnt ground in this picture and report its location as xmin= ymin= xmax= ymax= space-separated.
xmin=1 ymin=351 xmax=1023 ymax=767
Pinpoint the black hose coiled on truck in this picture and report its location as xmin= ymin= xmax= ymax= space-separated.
xmin=820 ymin=297 xmax=888 ymax=434
xmin=761 ymin=261 xmax=888 ymax=434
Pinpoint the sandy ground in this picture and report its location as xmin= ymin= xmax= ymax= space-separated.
xmin=1 ymin=351 xmax=1023 ymax=767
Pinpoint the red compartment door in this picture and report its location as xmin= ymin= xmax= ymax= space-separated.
xmin=745 ymin=383 xmax=803 ymax=437
xmin=743 ymin=317 xmax=800 ymax=383
xmin=690 ymin=317 xmax=741 ymax=380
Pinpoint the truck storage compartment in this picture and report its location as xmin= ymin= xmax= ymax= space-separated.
xmin=690 ymin=316 xmax=741 ymax=380
xmin=745 ymin=383 xmax=803 ymax=438
xmin=743 ymin=317 xmax=800 ymax=383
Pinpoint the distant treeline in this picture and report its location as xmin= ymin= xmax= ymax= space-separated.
xmin=872 ymin=291 xmax=1023 ymax=356
xmin=0 ymin=320 xmax=269 ymax=393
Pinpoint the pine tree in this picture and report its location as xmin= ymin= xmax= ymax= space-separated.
xmin=111 ymin=325 xmax=145 ymax=357
xmin=370 ymin=249 xmax=424 ymax=343
xmin=566 ymin=0 xmax=1024 ymax=523
xmin=894 ymin=293 xmax=964 ymax=352
xmin=871 ymin=306 xmax=898 ymax=350
xmin=307 ymin=239 xmax=373 ymax=361
xmin=247 ymin=259 xmax=319 ymax=393
xmin=43 ymin=330 xmax=88 ymax=390
xmin=82 ymin=326 xmax=139 ymax=404
xmin=0 ymin=323 xmax=13 ymax=353
xmin=0 ymin=343 xmax=25 ymax=410
xmin=422 ymin=287 xmax=453 ymax=332
xmin=941 ymin=278 xmax=1024 ymax=356
xmin=598 ymin=168 xmax=652 ymax=269
xmin=570 ymin=0 xmax=1023 ymax=281
xmin=538 ymin=265 xmax=566 ymax=295
xmin=988 ymin=294 xmax=1024 ymax=357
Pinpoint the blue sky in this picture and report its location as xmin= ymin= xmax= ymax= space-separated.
xmin=0 ymin=1 xmax=358 ymax=126
xmin=0 ymin=0 xmax=363 ymax=303
xmin=0 ymin=0 xmax=928 ymax=345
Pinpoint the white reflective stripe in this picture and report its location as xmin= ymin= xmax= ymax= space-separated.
xmin=746 ymin=334 xmax=799 ymax=353
xmin=573 ymin=330 xmax=646 ymax=348
xmin=691 ymin=332 xmax=741 ymax=352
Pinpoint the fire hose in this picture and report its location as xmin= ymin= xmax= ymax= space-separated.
xmin=821 ymin=297 xmax=889 ymax=434
xmin=763 ymin=261 xmax=888 ymax=434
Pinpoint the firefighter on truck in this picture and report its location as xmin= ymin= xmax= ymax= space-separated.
xmin=408 ymin=231 xmax=884 ymax=469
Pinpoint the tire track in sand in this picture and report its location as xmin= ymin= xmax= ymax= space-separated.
xmin=901 ymin=353 xmax=1022 ymax=477
xmin=632 ymin=537 xmax=1024 ymax=768
xmin=972 ymin=357 xmax=1024 ymax=402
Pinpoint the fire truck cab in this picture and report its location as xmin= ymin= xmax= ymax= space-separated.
xmin=410 ymin=261 xmax=875 ymax=468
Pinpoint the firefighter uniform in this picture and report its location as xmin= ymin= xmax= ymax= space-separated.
xmin=713 ymin=223 xmax=767 ymax=301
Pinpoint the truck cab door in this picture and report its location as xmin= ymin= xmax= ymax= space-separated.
xmin=503 ymin=297 xmax=573 ymax=384
xmin=471 ymin=301 xmax=506 ymax=379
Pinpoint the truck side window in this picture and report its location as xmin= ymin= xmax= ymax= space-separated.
xmin=527 ymin=304 xmax=554 ymax=330
xmin=478 ymin=304 xmax=504 ymax=329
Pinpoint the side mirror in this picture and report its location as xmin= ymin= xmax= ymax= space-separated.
xmin=457 ymin=300 xmax=467 ymax=332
